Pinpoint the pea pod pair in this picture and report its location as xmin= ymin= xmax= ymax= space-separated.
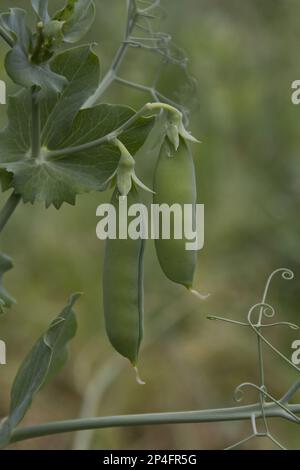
xmin=103 ymin=186 xmax=144 ymax=369
xmin=102 ymin=126 xmax=205 ymax=370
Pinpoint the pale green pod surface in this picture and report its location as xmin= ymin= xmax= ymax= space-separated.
xmin=103 ymin=186 xmax=144 ymax=365
xmin=153 ymin=138 xmax=197 ymax=288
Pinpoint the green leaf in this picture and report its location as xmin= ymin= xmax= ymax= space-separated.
xmin=0 ymin=170 xmax=13 ymax=191
xmin=0 ymin=8 xmax=67 ymax=92
xmin=0 ymin=8 xmax=31 ymax=53
xmin=0 ymin=293 xmax=80 ymax=448
xmin=0 ymin=46 xmax=154 ymax=208
xmin=54 ymin=0 xmax=95 ymax=43
xmin=5 ymin=106 xmax=153 ymax=208
xmin=0 ymin=45 xmax=98 ymax=206
xmin=41 ymin=45 xmax=100 ymax=145
xmin=0 ymin=252 xmax=16 ymax=313
xmin=31 ymin=0 xmax=50 ymax=22
xmin=5 ymin=44 xmax=67 ymax=93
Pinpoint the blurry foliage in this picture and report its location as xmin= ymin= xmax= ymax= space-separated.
xmin=0 ymin=0 xmax=299 ymax=450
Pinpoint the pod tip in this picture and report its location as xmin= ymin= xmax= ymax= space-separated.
xmin=189 ymin=288 xmax=210 ymax=300
xmin=134 ymin=366 xmax=146 ymax=385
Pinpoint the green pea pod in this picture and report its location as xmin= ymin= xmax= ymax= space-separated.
xmin=103 ymin=186 xmax=144 ymax=368
xmin=153 ymin=137 xmax=197 ymax=289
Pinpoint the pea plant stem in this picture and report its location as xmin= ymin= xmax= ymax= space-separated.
xmin=0 ymin=192 xmax=21 ymax=233
xmin=82 ymin=0 xmax=138 ymax=108
xmin=10 ymin=402 xmax=300 ymax=445
xmin=115 ymin=76 xmax=153 ymax=94
xmin=31 ymin=87 xmax=41 ymax=160
xmin=256 ymin=279 xmax=272 ymax=431
xmin=280 ymin=379 xmax=300 ymax=404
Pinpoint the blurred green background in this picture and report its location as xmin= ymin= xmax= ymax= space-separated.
xmin=0 ymin=0 xmax=300 ymax=450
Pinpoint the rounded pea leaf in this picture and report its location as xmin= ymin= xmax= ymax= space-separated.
xmin=5 ymin=44 xmax=67 ymax=93
xmin=0 ymin=8 xmax=31 ymax=53
xmin=31 ymin=0 xmax=50 ymax=22
xmin=54 ymin=0 xmax=95 ymax=43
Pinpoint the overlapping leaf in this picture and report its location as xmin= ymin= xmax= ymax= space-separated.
xmin=0 ymin=8 xmax=30 ymax=51
xmin=0 ymin=293 xmax=80 ymax=448
xmin=54 ymin=0 xmax=95 ymax=43
xmin=0 ymin=45 xmax=154 ymax=208
xmin=0 ymin=8 xmax=67 ymax=92
xmin=31 ymin=0 xmax=95 ymax=46
xmin=6 ymin=44 xmax=67 ymax=92
xmin=31 ymin=0 xmax=50 ymax=22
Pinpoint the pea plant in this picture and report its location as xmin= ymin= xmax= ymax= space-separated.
xmin=0 ymin=0 xmax=299 ymax=450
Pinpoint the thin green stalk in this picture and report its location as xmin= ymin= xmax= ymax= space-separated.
xmin=257 ymin=300 xmax=267 ymax=391
xmin=10 ymin=403 xmax=300 ymax=445
xmin=82 ymin=69 xmax=116 ymax=109
xmin=115 ymin=77 xmax=186 ymax=114
xmin=280 ymin=379 xmax=300 ymax=404
xmin=255 ymin=280 xmax=271 ymax=433
xmin=115 ymin=76 xmax=152 ymax=94
xmin=31 ymin=87 xmax=41 ymax=160
xmin=256 ymin=330 xmax=267 ymax=430
xmin=82 ymin=0 xmax=138 ymax=108
xmin=0 ymin=192 xmax=21 ymax=233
